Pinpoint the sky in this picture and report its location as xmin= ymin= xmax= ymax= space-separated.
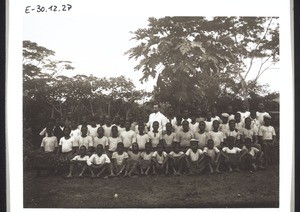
xmin=23 ymin=15 xmax=280 ymax=93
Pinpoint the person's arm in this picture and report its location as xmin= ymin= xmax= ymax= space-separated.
xmin=40 ymin=138 xmax=45 ymax=153
xmin=162 ymin=153 xmax=169 ymax=167
xmin=57 ymin=145 xmax=62 ymax=154
xmin=220 ymin=149 xmax=229 ymax=161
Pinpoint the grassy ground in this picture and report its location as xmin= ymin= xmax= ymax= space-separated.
xmin=24 ymin=165 xmax=279 ymax=208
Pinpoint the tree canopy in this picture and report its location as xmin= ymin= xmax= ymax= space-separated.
xmin=126 ymin=16 xmax=279 ymax=110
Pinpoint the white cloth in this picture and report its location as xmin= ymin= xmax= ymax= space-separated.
xmin=169 ymin=151 xmax=185 ymax=157
xmin=256 ymin=111 xmax=270 ymax=126
xmin=120 ymin=130 xmax=136 ymax=148
xmin=77 ymin=136 xmax=93 ymax=149
xmin=194 ymin=132 xmax=209 ymax=149
xmin=176 ymin=130 xmax=194 ymax=147
xmin=70 ymin=129 xmax=81 ymax=140
xmin=112 ymin=152 xmax=129 ymax=166
xmin=141 ymin=151 xmax=153 ymax=160
xmin=102 ymin=125 xmax=112 ymax=137
xmin=134 ymin=134 xmax=149 ymax=150
xmin=222 ymin=147 xmax=242 ymax=154
xmin=203 ymin=147 xmax=220 ymax=159
xmin=108 ymin=137 xmax=122 ymax=152
xmin=93 ymin=136 xmax=108 ymax=148
xmin=258 ymin=126 xmax=276 ymax=140
xmin=87 ymin=126 xmax=98 ymax=138
xmin=189 ymin=122 xmax=199 ymax=134
xmin=224 ymin=130 xmax=240 ymax=140
xmin=40 ymin=136 xmax=58 ymax=153
xmin=162 ymin=132 xmax=176 ymax=147
xmin=71 ymin=155 xmax=89 ymax=161
xmin=242 ymin=146 xmax=259 ymax=157
xmin=185 ymin=148 xmax=203 ymax=161
xmin=148 ymin=131 xmax=163 ymax=147
xmin=59 ymin=137 xmax=77 ymax=153
xmin=208 ymin=131 xmax=224 ymax=147
xmin=87 ymin=153 xmax=111 ymax=166
xmin=128 ymin=151 xmax=141 ymax=160
xmin=152 ymin=151 xmax=168 ymax=164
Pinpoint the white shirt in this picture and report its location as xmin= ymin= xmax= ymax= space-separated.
xmin=77 ymin=136 xmax=93 ymax=149
xmin=103 ymin=125 xmax=112 ymax=137
xmin=238 ymin=111 xmax=250 ymax=123
xmin=41 ymin=136 xmax=58 ymax=153
xmin=120 ymin=130 xmax=136 ymax=148
xmin=176 ymin=130 xmax=194 ymax=147
xmin=59 ymin=137 xmax=77 ymax=153
xmin=208 ymin=131 xmax=225 ymax=147
xmin=169 ymin=151 xmax=185 ymax=157
xmin=211 ymin=116 xmax=221 ymax=122
xmin=88 ymin=126 xmax=98 ymax=138
xmin=87 ymin=153 xmax=111 ymax=166
xmin=134 ymin=134 xmax=150 ymax=150
xmin=222 ymin=147 xmax=242 ymax=154
xmin=93 ymin=136 xmax=108 ymax=148
xmin=112 ymin=152 xmax=129 ymax=166
xmin=185 ymin=148 xmax=203 ymax=161
xmin=152 ymin=151 xmax=168 ymax=164
xmin=225 ymin=129 xmax=240 ymax=140
xmin=70 ymin=129 xmax=81 ymax=140
xmin=128 ymin=151 xmax=141 ymax=160
xmin=108 ymin=137 xmax=122 ymax=152
xmin=71 ymin=155 xmax=90 ymax=162
xmin=258 ymin=126 xmax=276 ymax=140
xmin=256 ymin=111 xmax=270 ymax=126
xmin=162 ymin=132 xmax=176 ymax=147
xmin=203 ymin=147 xmax=220 ymax=158
xmin=148 ymin=131 xmax=163 ymax=147
xmin=242 ymin=146 xmax=260 ymax=157
xmin=204 ymin=120 xmax=213 ymax=132
xmin=189 ymin=122 xmax=199 ymax=134
xmin=141 ymin=151 xmax=153 ymax=160
xmin=194 ymin=131 xmax=209 ymax=149
xmin=147 ymin=111 xmax=167 ymax=131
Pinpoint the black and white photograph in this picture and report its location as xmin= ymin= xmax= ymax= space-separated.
xmin=6 ymin=0 xmax=293 ymax=211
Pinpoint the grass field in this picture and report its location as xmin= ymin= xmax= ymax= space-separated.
xmin=24 ymin=165 xmax=279 ymax=208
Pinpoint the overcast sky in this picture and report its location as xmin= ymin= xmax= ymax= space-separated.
xmin=23 ymin=15 xmax=280 ymax=93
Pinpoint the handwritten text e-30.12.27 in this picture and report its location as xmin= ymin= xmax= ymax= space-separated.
xmin=25 ymin=4 xmax=72 ymax=14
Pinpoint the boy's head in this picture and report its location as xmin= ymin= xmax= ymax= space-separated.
xmin=227 ymin=136 xmax=235 ymax=148
xmin=182 ymin=109 xmax=189 ymax=119
xmin=131 ymin=142 xmax=139 ymax=151
xmin=190 ymin=139 xmax=199 ymax=150
xmin=244 ymin=117 xmax=251 ymax=127
xmin=166 ymin=123 xmax=172 ymax=132
xmin=79 ymin=145 xmax=87 ymax=156
xmin=46 ymin=126 xmax=53 ymax=136
xmin=234 ymin=112 xmax=241 ymax=122
xmin=196 ymin=108 xmax=202 ymax=117
xmin=152 ymin=121 xmax=159 ymax=131
xmin=250 ymin=110 xmax=256 ymax=119
xmin=221 ymin=113 xmax=229 ymax=123
xmin=117 ymin=142 xmax=124 ymax=153
xmin=111 ymin=126 xmax=118 ymax=136
xmin=96 ymin=144 xmax=104 ymax=155
xmin=125 ymin=121 xmax=131 ymax=131
xmin=167 ymin=107 xmax=174 ymax=116
xmin=59 ymin=117 xmax=65 ymax=127
xmin=119 ymin=116 xmax=125 ymax=126
xmin=81 ymin=116 xmax=88 ymax=125
xmin=138 ymin=124 xmax=144 ymax=133
xmin=127 ymin=113 xmax=134 ymax=122
xmin=212 ymin=120 xmax=220 ymax=130
xmin=176 ymin=116 xmax=182 ymax=125
xmin=99 ymin=114 xmax=105 ymax=124
xmin=97 ymin=126 xmax=104 ymax=136
xmin=229 ymin=120 xmax=236 ymax=130
xmin=114 ymin=115 xmax=120 ymax=125
xmin=157 ymin=143 xmax=164 ymax=153
xmin=207 ymin=139 xmax=214 ymax=149
xmin=258 ymin=103 xmax=264 ymax=112
xmin=71 ymin=120 xmax=78 ymax=129
xmin=182 ymin=120 xmax=189 ymax=131
xmin=263 ymin=115 xmax=271 ymax=125
xmin=245 ymin=138 xmax=252 ymax=148
xmin=63 ymin=127 xmax=71 ymax=136
xmin=198 ymin=121 xmax=206 ymax=131
xmin=206 ymin=111 xmax=212 ymax=120
xmin=227 ymin=105 xmax=233 ymax=114
xmin=81 ymin=126 xmax=88 ymax=135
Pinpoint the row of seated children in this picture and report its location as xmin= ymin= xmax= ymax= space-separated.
xmin=35 ymin=123 xmax=264 ymax=178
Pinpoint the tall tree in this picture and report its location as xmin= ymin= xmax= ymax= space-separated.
xmin=126 ymin=16 xmax=279 ymax=110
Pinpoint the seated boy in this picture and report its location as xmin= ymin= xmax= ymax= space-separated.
xmin=140 ymin=142 xmax=154 ymax=176
xmin=67 ymin=145 xmax=90 ymax=178
xmin=240 ymin=138 xmax=264 ymax=171
xmin=110 ymin=142 xmax=129 ymax=177
xmin=152 ymin=143 xmax=169 ymax=175
xmin=203 ymin=139 xmax=221 ymax=174
xmin=185 ymin=139 xmax=205 ymax=174
xmin=168 ymin=142 xmax=185 ymax=175
xmin=87 ymin=144 xmax=111 ymax=178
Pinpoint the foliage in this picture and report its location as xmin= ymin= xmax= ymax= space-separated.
xmin=126 ymin=16 xmax=279 ymax=110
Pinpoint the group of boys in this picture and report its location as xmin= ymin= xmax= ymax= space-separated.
xmin=36 ymin=102 xmax=276 ymax=178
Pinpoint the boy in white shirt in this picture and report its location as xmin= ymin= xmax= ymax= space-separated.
xmin=67 ymin=145 xmax=90 ymax=178
xmin=134 ymin=124 xmax=150 ymax=151
xmin=87 ymin=144 xmax=111 ymax=178
xmin=240 ymin=138 xmax=264 ymax=171
xmin=140 ymin=143 xmax=154 ymax=176
xmin=203 ymin=139 xmax=221 ymax=174
xmin=176 ymin=120 xmax=194 ymax=151
xmin=152 ymin=143 xmax=169 ymax=175
xmin=185 ymin=139 xmax=205 ymax=174
xmin=258 ymin=114 xmax=276 ymax=167
xmin=208 ymin=120 xmax=225 ymax=149
xmin=168 ymin=142 xmax=185 ymax=175
xmin=111 ymin=142 xmax=129 ymax=177
xmin=76 ymin=126 xmax=93 ymax=155
xmin=120 ymin=121 xmax=136 ymax=150
xmin=221 ymin=136 xmax=243 ymax=172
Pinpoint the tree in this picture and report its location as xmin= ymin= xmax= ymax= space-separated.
xmin=126 ymin=16 xmax=279 ymax=111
